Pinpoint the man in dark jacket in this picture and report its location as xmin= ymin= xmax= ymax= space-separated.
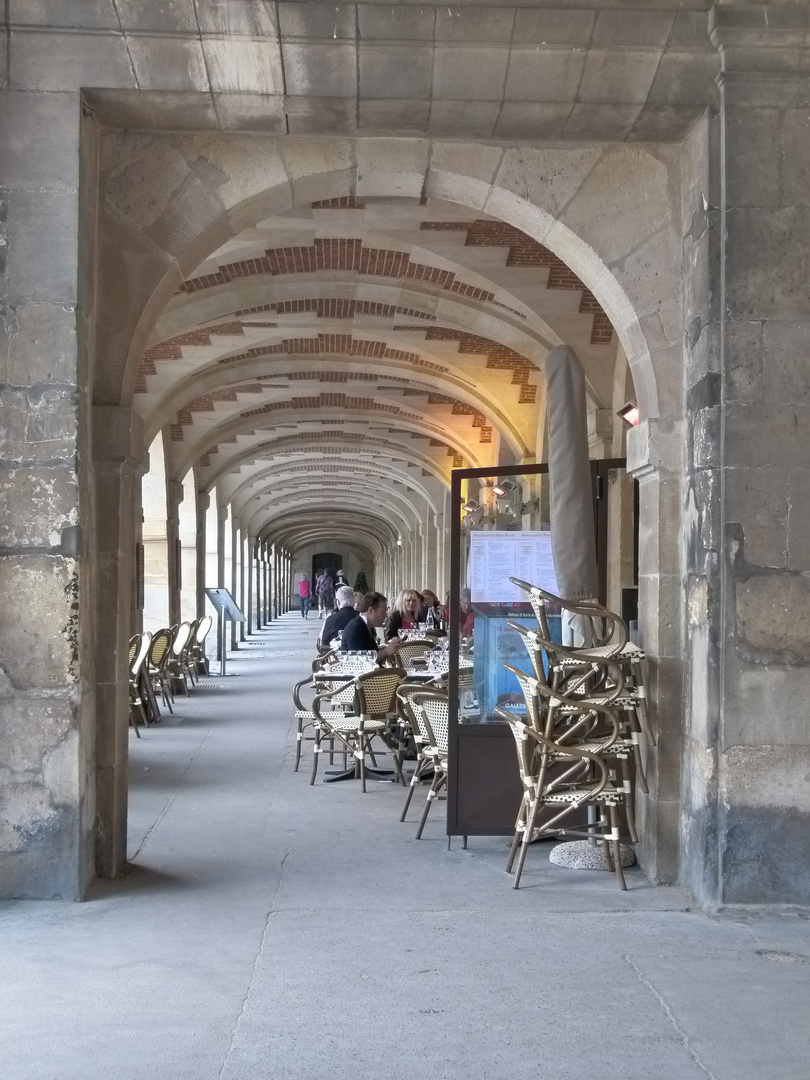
xmin=340 ymin=592 xmax=402 ymax=664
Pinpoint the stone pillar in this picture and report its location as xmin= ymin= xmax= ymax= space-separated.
xmin=195 ymin=491 xmax=209 ymax=620
xmin=216 ymin=504 xmax=227 ymax=663
xmin=246 ymin=535 xmax=254 ymax=635
xmin=166 ymin=480 xmax=183 ymax=627
xmin=705 ymin=21 xmax=810 ymax=904
xmin=92 ymin=406 xmax=148 ymax=882
xmin=230 ymin=520 xmax=238 ymax=650
xmin=238 ymin=531 xmax=246 ymax=642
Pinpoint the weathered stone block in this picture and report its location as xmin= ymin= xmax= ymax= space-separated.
xmin=358 ymin=44 xmax=432 ymax=99
xmin=782 ymin=109 xmax=810 ymax=207
xmin=722 ymin=801 xmax=810 ymax=905
xmin=143 ymin=176 xmax=226 ymax=258
xmin=433 ymin=45 xmax=510 ymax=101
xmin=724 ymin=657 xmax=810 ymax=745
xmin=282 ymin=42 xmax=356 ymax=98
xmin=0 ymin=556 xmax=77 ymax=689
xmin=6 ymin=191 xmax=78 ymax=304
xmin=4 ymin=303 xmax=78 ymax=387
xmin=9 ymin=30 xmax=136 ymax=91
xmin=0 ymin=468 xmax=78 ymax=548
xmin=736 ymin=573 xmax=810 ymax=661
xmin=725 ymin=402 xmax=810 ymax=470
xmin=647 ymin=51 xmax=719 ymax=107
xmin=285 ymin=95 xmax=356 ymax=136
xmin=0 ymin=387 xmax=77 ymax=464
xmin=279 ymin=2 xmax=356 ymax=40
xmin=761 ymin=320 xmax=810 ymax=403
xmin=725 ymin=107 xmax=782 ymax=208
xmin=434 ymin=6 xmax=514 ymax=42
xmin=512 ymin=9 xmax=595 ymax=46
xmin=593 ymin=10 xmax=675 ymax=47
xmin=493 ymin=103 xmax=571 ymax=140
xmin=726 ymin=207 xmax=810 ymax=320
xmin=361 ymin=5 xmax=435 ymax=40
xmin=428 ymin=101 xmax=501 ymax=139
xmin=355 ymin=139 xmax=428 ymax=199
xmin=10 ymin=1 xmax=117 ymax=28
xmin=359 ymin=99 xmax=431 ymax=135
xmin=128 ymin=36 xmax=209 ymax=92
xmin=493 ymin=146 xmax=602 ymax=224
xmin=724 ymin=318 xmax=763 ymax=402
xmin=0 ymin=697 xmax=75 ymax=774
xmin=212 ymin=93 xmax=287 ymax=134
xmin=578 ymin=48 xmax=662 ymax=105
xmin=0 ymin=91 xmax=80 ymax=191
xmin=559 ymin=147 xmax=676 ymax=268
xmin=197 ymin=1 xmax=278 ymax=36
xmin=787 ymin=473 xmax=810 ymax=570
xmin=201 ymin=38 xmax=283 ymax=94
xmin=725 ymin=467 xmax=788 ymax=569
xmin=504 ymin=47 xmax=586 ymax=103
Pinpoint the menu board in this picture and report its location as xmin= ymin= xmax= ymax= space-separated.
xmin=469 ymin=530 xmax=558 ymax=603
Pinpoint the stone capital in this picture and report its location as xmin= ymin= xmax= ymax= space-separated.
xmin=92 ymin=406 xmax=148 ymax=472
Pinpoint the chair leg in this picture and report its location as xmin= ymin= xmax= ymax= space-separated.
xmin=415 ymin=773 xmax=445 ymax=839
xmin=358 ymin=741 xmax=367 ymax=793
xmin=310 ymin=727 xmax=321 ymax=785
xmin=294 ymin=716 xmax=304 ymax=772
xmin=400 ymin=761 xmax=426 ymax=821
xmin=513 ymin=793 xmax=541 ymax=890
xmin=608 ymin=805 xmax=627 ymax=891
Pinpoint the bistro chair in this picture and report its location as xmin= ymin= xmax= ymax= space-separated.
xmin=292 ymin=650 xmax=369 ymax=772
xmin=190 ymin=614 xmax=213 ymax=676
xmin=147 ymin=628 xmax=174 ymax=714
xmin=409 ymin=691 xmax=450 ymax=840
xmin=496 ymin=665 xmax=634 ymax=891
xmin=392 ymin=638 xmax=436 ymax=669
xmin=311 ymin=668 xmax=402 ymax=791
xmin=168 ymin=622 xmax=192 ymax=696
xmin=128 ymin=632 xmax=152 ymax=736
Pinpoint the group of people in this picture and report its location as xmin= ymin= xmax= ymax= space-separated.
xmin=297 ymin=569 xmax=349 ymax=620
xmin=313 ymin=585 xmax=449 ymax=666
xmin=297 ymin=572 xmax=470 ymax=666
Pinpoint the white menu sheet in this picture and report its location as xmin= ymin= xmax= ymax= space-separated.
xmin=469 ymin=530 xmax=558 ymax=603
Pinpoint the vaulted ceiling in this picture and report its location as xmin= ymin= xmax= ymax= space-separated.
xmin=136 ymin=195 xmax=623 ymax=549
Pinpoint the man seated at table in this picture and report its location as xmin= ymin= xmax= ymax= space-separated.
xmin=318 ymin=585 xmax=357 ymax=649
xmin=340 ymin=591 xmax=403 ymax=664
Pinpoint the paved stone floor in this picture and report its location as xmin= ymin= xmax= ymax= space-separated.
xmin=2 ymin=613 xmax=809 ymax=1079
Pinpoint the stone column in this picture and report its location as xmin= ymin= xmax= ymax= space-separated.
xmin=230 ymin=520 xmax=238 ymax=650
xmin=92 ymin=406 xmax=148 ymax=881
xmin=166 ymin=480 xmax=183 ymax=627
xmin=238 ymin=531 xmax=246 ymax=642
xmin=216 ymin=505 xmax=227 ymax=663
xmin=246 ymin=535 xmax=254 ymax=635
xmin=706 ymin=20 xmax=810 ymax=904
xmin=195 ymin=491 xmax=209 ymax=620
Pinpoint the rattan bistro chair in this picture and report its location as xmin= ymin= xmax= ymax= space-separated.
xmin=190 ymin=614 xmax=213 ymax=676
xmin=409 ymin=691 xmax=450 ymax=840
xmin=311 ymin=668 xmax=403 ymax=791
xmin=391 ymin=638 xmax=436 ymax=668
xmin=496 ymin=665 xmax=635 ymax=891
xmin=128 ymin=632 xmax=152 ymax=736
xmin=147 ymin=629 xmax=174 ymax=713
xmin=168 ymin=622 xmax=192 ymax=696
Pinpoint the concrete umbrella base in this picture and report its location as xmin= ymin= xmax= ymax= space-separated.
xmin=549 ymin=839 xmax=636 ymax=870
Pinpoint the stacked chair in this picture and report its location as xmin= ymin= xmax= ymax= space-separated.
xmin=495 ymin=578 xmax=650 ymax=891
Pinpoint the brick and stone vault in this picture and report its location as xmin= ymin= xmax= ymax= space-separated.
xmin=136 ymin=196 xmax=628 ymax=542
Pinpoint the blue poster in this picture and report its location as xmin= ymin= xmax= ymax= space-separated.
xmin=471 ymin=606 xmax=562 ymax=721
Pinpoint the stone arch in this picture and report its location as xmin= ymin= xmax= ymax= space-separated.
xmin=89 ymin=134 xmax=681 ymax=882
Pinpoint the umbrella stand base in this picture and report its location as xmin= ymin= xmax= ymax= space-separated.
xmin=549 ymin=839 xmax=636 ymax=870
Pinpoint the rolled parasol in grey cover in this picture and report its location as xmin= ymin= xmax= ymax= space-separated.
xmin=544 ymin=345 xmax=599 ymax=635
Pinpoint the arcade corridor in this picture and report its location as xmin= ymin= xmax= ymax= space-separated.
xmin=1 ymin=615 xmax=807 ymax=1080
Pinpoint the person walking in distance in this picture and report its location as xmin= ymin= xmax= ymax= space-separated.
xmin=298 ymin=574 xmax=310 ymax=619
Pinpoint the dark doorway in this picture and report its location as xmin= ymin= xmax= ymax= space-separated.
xmin=312 ymin=552 xmax=340 ymax=581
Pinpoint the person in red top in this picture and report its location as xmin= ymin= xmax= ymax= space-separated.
xmin=298 ymin=575 xmax=310 ymax=619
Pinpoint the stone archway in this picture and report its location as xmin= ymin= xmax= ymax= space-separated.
xmin=85 ymin=131 xmax=693 ymax=885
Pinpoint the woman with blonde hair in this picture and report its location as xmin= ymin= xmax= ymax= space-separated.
xmin=385 ymin=588 xmax=422 ymax=640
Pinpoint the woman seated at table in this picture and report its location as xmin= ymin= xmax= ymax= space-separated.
xmin=385 ymin=589 xmax=422 ymax=641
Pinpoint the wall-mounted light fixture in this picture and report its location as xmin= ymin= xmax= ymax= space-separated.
xmin=462 ymin=500 xmax=479 ymax=513
xmin=617 ymin=401 xmax=640 ymax=428
xmin=492 ymin=479 xmax=517 ymax=497
xmin=396 ymin=538 xmax=402 ymax=547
